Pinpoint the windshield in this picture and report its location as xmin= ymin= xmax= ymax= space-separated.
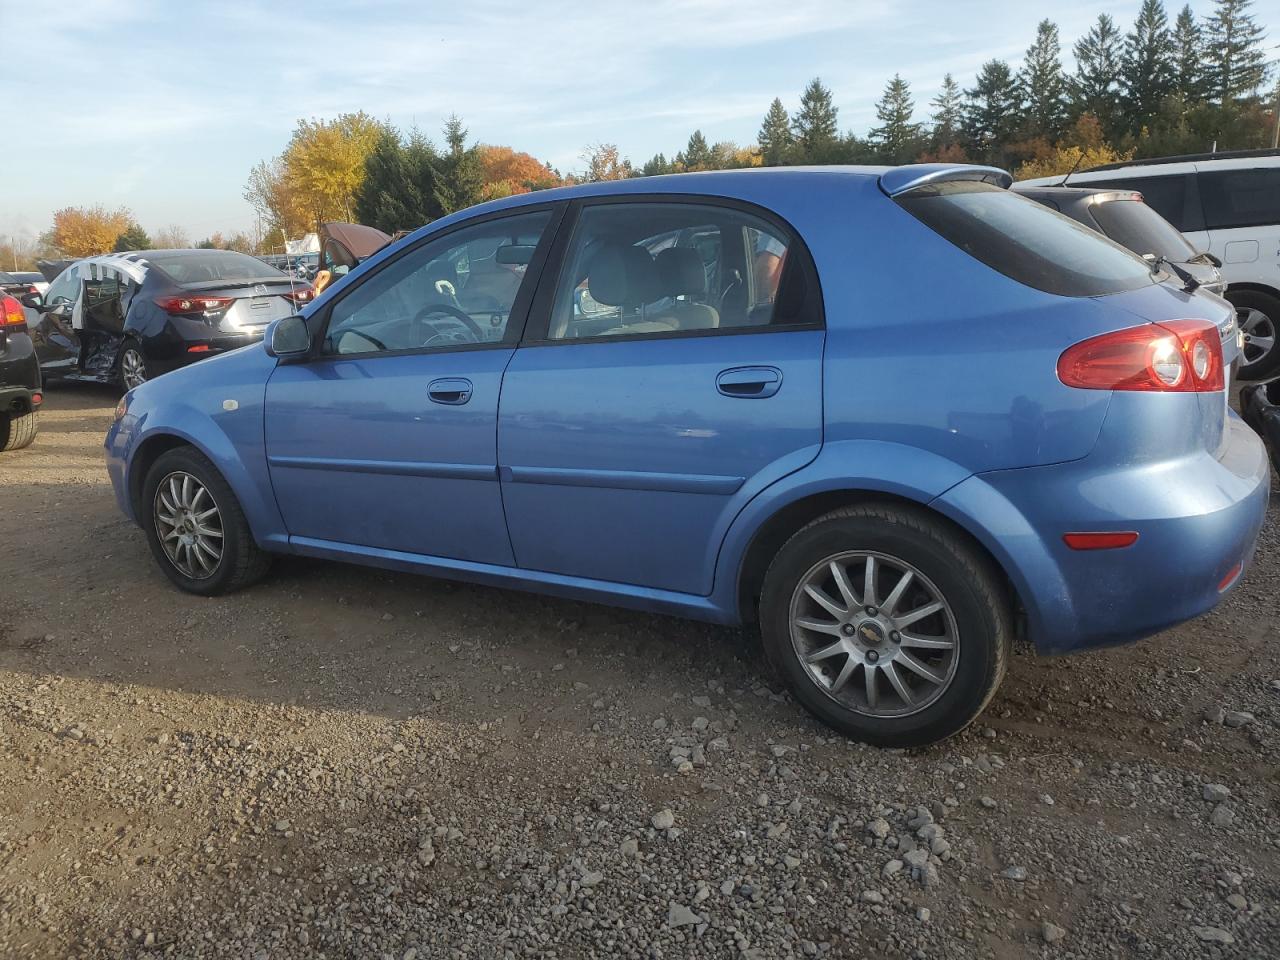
xmin=896 ymin=181 xmax=1154 ymax=297
xmin=1089 ymin=198 xmax=1198 ymax=262
xmin=145 ymin=251 xmax=288 ymax=285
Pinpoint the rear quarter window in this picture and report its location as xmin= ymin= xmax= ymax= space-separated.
xmin=1198 ymin=168 xmax=1280 ymax=230
xmin=896 ymin=182 xmax=1155 ymax=298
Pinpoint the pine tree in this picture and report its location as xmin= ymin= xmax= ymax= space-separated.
xmin=792 ymin=78 xmax=839 ymax=162
xmin=757 ymin=98 xmax=794 ymax=166
xmin=869 ymin=74 xmax=922 ymax=164
xmin=1120 ymin=0 xmax=1177 ymax=132
xmin=677 ymin=130 xmax=716 ymax=171
xmin=1020 ymin=19 xmax=1068 ymax=141
xmin=113 ymin=223 xmax=151 ymax=252
xmin=930 ymin=74 xmax=964 ymax=149
xmin=640 ymin=153 xmax=672 ymax=177
xmin=355 ymin=128 xmax=427 ymax=233
xmin=1203 ymin=0 xmax=1268 ymax=102
xmin=964 ymin=60 xmax=1023 ymax=164
xmin=1071 ymin=14 xmax=1124 ymax=136
xmin=1171 ymin=5 xmax=1207 ymax=101
xmin=433 ymin=115 xmax=483 ymax=216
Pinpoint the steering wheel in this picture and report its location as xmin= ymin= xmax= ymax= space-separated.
xmin=412 ymin=303 xmax=486 ymax=344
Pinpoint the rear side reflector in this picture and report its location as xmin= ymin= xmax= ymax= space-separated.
xmin=1058 ymin=319 xmax=1223 ymax=392
xmin=1063 ymin=532 xmax=1139 ymax=550
xmin=187 ymin=344 xmax=212 ymax=353
xmin=1218 ymin=561 xmax=1243 ymax=591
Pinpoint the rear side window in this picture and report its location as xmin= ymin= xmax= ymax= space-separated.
xmin=896 ymin=182 xmax=1154 ymax=297
xmin=1198 ymin=168 xmax=1280 ymax=230
xmin=1089 ymin=199 xmax=1198 ymax=261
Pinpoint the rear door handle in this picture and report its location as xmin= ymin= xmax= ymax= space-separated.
xmin=716 ymin=366 xmax=782 ymax=398
xmin=427 ymin=377 xmax=473 ymax=405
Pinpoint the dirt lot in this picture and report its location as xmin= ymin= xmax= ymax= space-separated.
xmin=1 ymin=386 xmax=1278 ymax=959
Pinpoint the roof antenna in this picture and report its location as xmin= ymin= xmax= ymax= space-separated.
xmin=1057 ymin=150 xmax=1084 ymax=187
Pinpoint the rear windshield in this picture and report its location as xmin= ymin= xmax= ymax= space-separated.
xmin=896 ymin=181 xmax=1154 ymax=297
xmin=1089 ymin=198 xmax=1198 ymax=261
xmin=145 ymin=251 xmax=287 ymax=285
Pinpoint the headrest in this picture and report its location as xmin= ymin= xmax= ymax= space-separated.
xmin=657 ymin=247 xmax=707 ymax=296
xmin=587 ymin=244 xmax=660 ymax=307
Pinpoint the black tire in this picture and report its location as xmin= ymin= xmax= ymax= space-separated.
xmin=0 ymin=410 xmax=38 ymax=451
xmin=759 ymin=503 xmax=1012 ymax=748
xmin=141 ymin=446 xmax=270 ymax=595
xmin=1228 ymin=289 xmax=1280 ymax=381
xmin=115 ymin=339 xmax=150 ymax=390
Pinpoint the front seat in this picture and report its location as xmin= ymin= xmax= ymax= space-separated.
xmin=654 ymin=247 xmax=719 ymax=330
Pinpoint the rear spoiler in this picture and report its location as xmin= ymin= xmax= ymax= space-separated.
xmin=879 ymin=164 xmax=1012 ymax=198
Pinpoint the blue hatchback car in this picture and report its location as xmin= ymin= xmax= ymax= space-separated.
xmin=105 ymin=164 xmax=1270 ymax=746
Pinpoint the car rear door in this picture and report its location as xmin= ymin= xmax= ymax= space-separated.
xmin=263 ymin=205 xmax=562 ymax=565
xmin=496 ymin=197 xmax=826 ymax=596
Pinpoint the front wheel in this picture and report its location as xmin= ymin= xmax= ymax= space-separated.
xmin=759 ymin=503 xmax=1012 ymax=748
xmin=142 ymin=446 xmax=270 ymax=595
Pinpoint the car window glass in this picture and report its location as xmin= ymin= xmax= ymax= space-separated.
xmin=546 ymin=202 xmax=813 ymax=341
xmin=45 ymin=266 xmax=79 ymax=304
xmin=1083 ymin=175 xmax=1189 ymax=231
xmin=1089 ymin=199 xmax=1198 ymax=260
xmin=146 ymin=251 xmax=287 ymax=284
xmin=324 ymin=210 xmax=551 ymax=356
xmin=1198 ymin=168 xmax=1280 ymax=231
xmin=897 ymin=182 xmax=1155 ymax=297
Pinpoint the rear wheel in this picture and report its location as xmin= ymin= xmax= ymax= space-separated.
xmin=142 ymin=446 xmax=270 ymax=595
xmin=759 ymin=503 xmax=1012 ymax=748
xmin=1229 ymin=289 xmax=1280 ymax=380
xmin=0 ymin=410 xmax=38 ymax=451
xmin=117 ymin=341 xmax=149 ymax=390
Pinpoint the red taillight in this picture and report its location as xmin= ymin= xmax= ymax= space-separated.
xmin=282 ymin=285 xmax=315 ymax=305
xmin=154 ymin=295 xmax=235 ymax=315
xmin=31 ymin=392 xmax=42 ymax=407
xmin=1057 ymin=319 xmax=1223 ymax=393
xmin=1063 ymin=531 xmax=1140 ymax=550
xmin=1 ymin=295 xmax=25 ymax=328
xmin=187 ymin=344 xmax=212 ymax=353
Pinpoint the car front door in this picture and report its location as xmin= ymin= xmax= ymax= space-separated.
xmin=264 ymin=206 xmax=561 ymax=564
xmin=497 ymin=198 xmax=826 ymax=595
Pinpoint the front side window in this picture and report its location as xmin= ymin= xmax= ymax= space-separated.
xmin=1198 ymin=168 xmax=1280 ymax=231
xmin=44 ymin=266 xmax=79 ymax=305
xmin=324 ymin=210 xmax=551 ymax=356
xmin=545 ymin=202 xmax=817 ymax=341
xmin=897 ymin=182 xmax=1155 ymax=297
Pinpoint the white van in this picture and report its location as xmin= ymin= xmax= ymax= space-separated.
xmin=1020 ymin=150 xmax=1280 ymax=378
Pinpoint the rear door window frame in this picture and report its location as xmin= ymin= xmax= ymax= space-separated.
xmin=519 ymin=193 xmax=825 ymax=347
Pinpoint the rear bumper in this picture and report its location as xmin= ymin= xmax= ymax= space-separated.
xmin=935 ymin=414 xmax=1270 ymax=654
xmin=148 ymin=332 xmax=264 ymax=375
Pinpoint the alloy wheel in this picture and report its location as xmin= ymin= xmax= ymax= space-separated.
xmin=121 ymin=347 xmax=148 ymax=389
xmin=1240 ymin=308 xmax=1276 ymax=368
xmin=153 ymin=471 xmax=223 ymax=580
xmin=788 ymin=551 xmax=960 ymax=718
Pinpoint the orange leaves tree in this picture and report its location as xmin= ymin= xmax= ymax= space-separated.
xmin=51 ymin=205 xmax=133 ymax=257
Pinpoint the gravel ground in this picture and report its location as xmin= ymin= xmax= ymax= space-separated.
xmin=1 ymin=385 xmax=1278 ymax=960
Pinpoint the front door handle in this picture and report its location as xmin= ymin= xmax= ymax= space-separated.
xmin=427 ymin=377 xmax=473 ymax=405
xmin=716 ymin=366 xmax=782 ymax=399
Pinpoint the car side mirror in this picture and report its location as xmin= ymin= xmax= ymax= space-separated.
xmin=19 ymin=292 xmax=42 ymax=309
xmin=1201 ymin=251 xmax=1222 ymax=268
xmin=266 ymin=315 xmax=311 ymax=359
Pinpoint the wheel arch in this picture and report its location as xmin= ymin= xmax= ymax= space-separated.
xmin=128 ymin=432 xmax=195 ymax=518
xmin=1224 ymin=282 xmax=1280 ymax=301
xmin=731 ymin=487 xmax=1023 ymax=629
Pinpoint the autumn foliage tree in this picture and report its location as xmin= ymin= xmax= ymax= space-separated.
xmin=478 ymin=145 xmax=562 ymax=200
xmin=50 ymin=205 xmax=133 ymax=257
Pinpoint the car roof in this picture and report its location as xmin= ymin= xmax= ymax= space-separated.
xmin=1019 ymin=151 xmax=1280 ymax=187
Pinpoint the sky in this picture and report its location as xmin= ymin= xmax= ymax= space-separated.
xmin=0 ymin=0 xmax=1251 ymax=245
